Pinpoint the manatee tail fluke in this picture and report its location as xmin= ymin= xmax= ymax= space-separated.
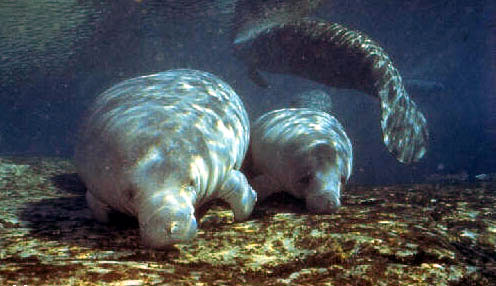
xmin=366 ymin=45 xmax=429 ymax=163
xmin=377 ymin=72 xmax=428 ymax=163
xmin=308 ymin=20 xmax=429 ymax=163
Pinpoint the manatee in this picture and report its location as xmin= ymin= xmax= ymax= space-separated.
xmin=404 ymin=79 xmax=446 ymax=94
xmin=243 ymin=108 xmax=352 ymax=213
xmin=289 ymin=89 xmax=333 ymax=113
xmin=74 ymin=69 xmax=256 ymax=248
xmin=232 ymin=17 xmax=429 ymax=164
xmin=231 ymin=0 xmax=327 ymax=46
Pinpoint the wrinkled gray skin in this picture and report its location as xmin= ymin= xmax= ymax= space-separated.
xmin=244 ymin=108 xmax=352 ymax=213
xmin=75 ymin=69 xmax=256 ymax=249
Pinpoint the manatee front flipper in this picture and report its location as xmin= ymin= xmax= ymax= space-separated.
xmin=248 ymin=174 xmax=281 ymax=202
xmin=86 ymin=190 xmax=112 ymax=223
xmin=233 ymin=19 xmax=429 ymax=163
xmin=248 ymin=67 xmax=269 ymax=88
xmin=217 ymin=170 xmax=257 ymax=221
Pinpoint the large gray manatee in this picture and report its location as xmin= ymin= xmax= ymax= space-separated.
xmin=244 ymin=108 xmax=352 ymax=213
xmin=75 ymin=69 xmax=256 ymax=248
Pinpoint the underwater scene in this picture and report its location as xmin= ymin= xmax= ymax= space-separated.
xmin=0 ymin=0 xmax=495 ymax=285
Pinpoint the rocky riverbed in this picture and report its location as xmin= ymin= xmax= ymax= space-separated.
xmin=1 ymin=157 xmax=495 ymax=285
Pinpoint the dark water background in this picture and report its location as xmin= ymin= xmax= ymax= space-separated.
xmin=0 ymin=0 xmax=494 ymax=185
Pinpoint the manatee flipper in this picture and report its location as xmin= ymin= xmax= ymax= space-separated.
xmin=250 ymin=174 xmax=281 ymax=202
xmin=217 ymin=170 xmax=257 ymax=221
xmin=85 ymin=190 xmax=112 ymax=223
xmin=404 ymin=79 xmax=445 ymax=94
xmin=248 ymin=67 xmax=269 ymax=88
xmin=233 ymin=19 xmax=428 ymax=163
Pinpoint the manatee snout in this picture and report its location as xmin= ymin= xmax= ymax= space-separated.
xmin=305 ymin=172 xmax=342 ymax=213
xmin=306 ymin=192 xmax=340 ymax=213
xmin=138 ymin=199 xmax=198 ymax=249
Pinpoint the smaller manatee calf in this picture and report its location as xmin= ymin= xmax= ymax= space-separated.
xmin=75 ymin=69 xmax=256 ymax=248
xmin=244 ymin=108 xmax=352 ymax=213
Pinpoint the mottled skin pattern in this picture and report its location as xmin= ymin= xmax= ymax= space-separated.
xmin=75 ymin=69 xmax=256 ymax=249
xmin=244 ymin=108 xmax=352 ymax=213
xmin=233 ymin=18 xmax=428 ymax=164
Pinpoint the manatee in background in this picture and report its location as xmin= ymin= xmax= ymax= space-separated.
xmin=231 ymin=0 xmax=428 ymax=164
xmin=75 ymin=69 xmax=256 ymax=248
xmin=243 ymin=107 xmax=352 ymax=213
xmin=289 ymin=88 xmax=334 ymax=113
xmin=231 ymin=0 xmax=327 ymax=46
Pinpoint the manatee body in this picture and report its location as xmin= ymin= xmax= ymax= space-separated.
xmin=75 ymin=69 xmax=256 ymax=248
xmin=233 ymin=18 xmax=428 ymax=164
xmin=231 ymin=0 xmax=326 ymax=45
xmin=244 ymin=108 xmax=352 ymax=213
xmin=289 ymin=89 xmax=333 ymax=114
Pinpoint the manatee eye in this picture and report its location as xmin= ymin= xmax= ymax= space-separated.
xmin=297 ymin=174 xmax=313 ymax=186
